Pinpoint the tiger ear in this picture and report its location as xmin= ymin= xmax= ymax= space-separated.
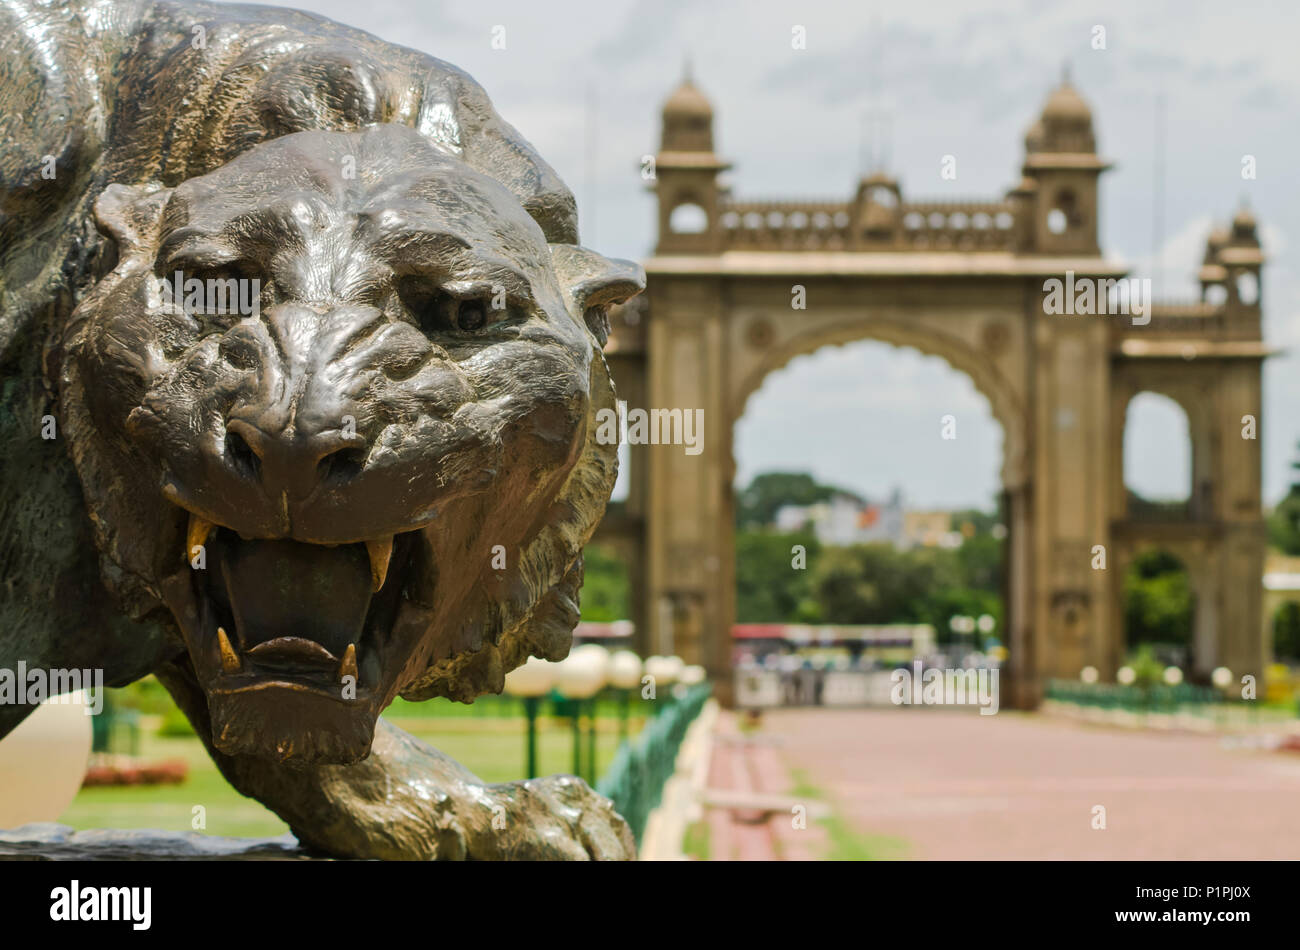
xmin=549 ymin=244 xmax=645 ymax=347
xmin=93 ymin=182 xmax=172 ymax=257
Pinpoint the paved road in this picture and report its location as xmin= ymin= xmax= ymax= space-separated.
xmin=760 ymin=708 xmax=1300 ymax=859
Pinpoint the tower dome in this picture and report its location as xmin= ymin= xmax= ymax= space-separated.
xmin=1042 ymin=82 xmax=1093 ymax=123
xmin=1020 ymin=72 xmax=1110 ymax=255
xmin=663 ymin=77 xmax=713 ymax=120
xmin=1204 ymin=226 xmax=1229 ymax=261
xmin=1026 ymin=73 xmax=1096 ymax=154
xmin=1232 ymin=203 xmax=1258 ymax=237
xmin=660 ymin=69 xmax=715 ymax=152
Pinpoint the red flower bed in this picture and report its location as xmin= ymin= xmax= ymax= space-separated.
xmin=82 ymin=758 xmax=189 ymax=787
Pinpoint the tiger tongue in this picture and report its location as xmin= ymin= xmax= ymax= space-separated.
xmin=215 ymin=536 xmax=373 ymax=660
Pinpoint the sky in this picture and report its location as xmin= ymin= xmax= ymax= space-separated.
xmin=262 ymin=0 xmax=1300 ymax=509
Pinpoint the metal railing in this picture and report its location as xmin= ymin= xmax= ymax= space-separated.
xmin=1043 ymin=678 xmax=1300 ymax=726
xmin=596 ymin=682 xmax=712 ymax=843
xmin=1045 ymin=679 xmax=1220 ymax=711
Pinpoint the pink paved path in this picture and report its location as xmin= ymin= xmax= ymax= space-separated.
xmin=705 ymin=712 xmax=827 ymax=860
xmin=760 ymin=708 xmax=1300 ymax=859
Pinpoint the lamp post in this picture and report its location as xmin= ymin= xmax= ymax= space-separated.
xmin=553 ymin=649 xmax=607 ymax=783
xmin=573 ymin=644 xmax=610 ymax=783
xmin=948 ymin=615 xmax=977 ymax=658
xmin=679 ymin=664 xmax=707 ymax=695
xmin=607 ymin=650 xmax=643 ymax=741
xmin=502 ymin=656 xmax=556 ymax=779
xmin=1211 ymin=667 xmax=1233 ymax=726
xmin=643 ymin=655 xmax=683 ymax=707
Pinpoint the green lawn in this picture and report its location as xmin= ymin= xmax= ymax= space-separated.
xmin=60 ymin=733 xmax=287 ymax=838
xmin=60 ymin=703 xmax=647 ymax=839
xmin=786 ymin=767 xmax=910 ymax=860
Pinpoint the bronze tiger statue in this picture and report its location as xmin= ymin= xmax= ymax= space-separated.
xmin=0 ymin=0 xmax=643 ymax=859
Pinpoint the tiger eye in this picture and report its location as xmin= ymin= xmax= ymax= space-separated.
xmin=457 ymin=299 xmax=486 ymax=331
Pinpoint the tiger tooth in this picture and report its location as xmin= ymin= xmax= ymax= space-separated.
xmin=217 ymin=626 xmax=240 ymax=673
xmin=340 ymin=643 xmax=358 ymax=682
xmin=187 ymin=513 xmax=215 ymax=560
xmin=365 ymin=537 xmax=394 ymax=592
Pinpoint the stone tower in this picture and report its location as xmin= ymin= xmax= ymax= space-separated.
xmin=1021 ymin=74 xmax=1112 ymax=255
xmin=653 ymin=69 xmax=730 ymax=254
xmin=1199 ymin=205 xmax=1264 ymax=317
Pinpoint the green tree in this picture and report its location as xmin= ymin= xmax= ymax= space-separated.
xmin=808 ymin=544 xmax=902 ymax=624
xmin=955 ymin=531 xmax=1004 ymax=594
xmin=1269 ymin=494 xmax=1300 ymax=555
xmin=1267 ymin=440 xmax=1300 ymax=554
xmin=735 ymin=472 xmax=839 ymax=529
xmin=1123 ymin=549 xmax=1192 ymax=648
xmin=579 ymin=543 xmax=630 ymax=621
xmin=1124 ymin=644 xmax=1168 ymax=688
xmin=804 ymin=542 xmax=1002 ymax=641
xmin=1272 ymin=602 xmax=1300 ymax=662
xmin=730 ymin=474 xmax=1006 ymax=637
xmin=948 ymin=505 xmax=1003 ymax=538
xmin=734 ymin=529 xmax=821 ymax=622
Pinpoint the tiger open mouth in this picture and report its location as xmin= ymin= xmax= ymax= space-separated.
xmin=156 ymin=504 xmax=444 ymax=763
xmin=183 ymin=515 xmax=420 ymax=700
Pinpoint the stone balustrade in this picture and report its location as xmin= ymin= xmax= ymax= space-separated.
xmin=717 ymin=196 xmax=1019 ymax=251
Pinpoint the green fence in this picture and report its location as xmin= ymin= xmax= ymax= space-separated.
xmin=386 ymin=692 xmax=635 ymax=719
xmin=1045 ymin=679 xmax=1221 ymax=712
xmin=597 ymin=682 xmax=712 ymax=844
xmin=90 ymin=691 xmax=141 ymax=755
xmin=1041 ymin=679 xmax=1296 ymax=728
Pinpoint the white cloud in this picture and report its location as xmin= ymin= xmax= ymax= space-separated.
xmin=735 ymin=341 xmax=1003 ymax=509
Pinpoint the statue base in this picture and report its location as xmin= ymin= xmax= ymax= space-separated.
xmin=0 ymin=823 xmax=318 ymax=860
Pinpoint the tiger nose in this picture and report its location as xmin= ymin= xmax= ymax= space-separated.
xmin=224 ymin=417 xmax=369 ymax=503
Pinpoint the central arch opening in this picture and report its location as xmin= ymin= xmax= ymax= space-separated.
xmin=1123 ymin=392 xmax=1193 ymax=519
xmin=731 ymin=337 xmax=1009 ymax=688
xmin=1122 ymin=548 xmax=1194 ymax=669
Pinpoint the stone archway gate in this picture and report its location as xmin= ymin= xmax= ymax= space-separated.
xmin=595 ymin=75 xmax=1269 ymax=707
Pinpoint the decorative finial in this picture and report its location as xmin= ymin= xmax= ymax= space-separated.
xmin=683 ymin=53 xmax=693 ymax=84
xmin=1062 ymin=61 xmax=1072 ymax=85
